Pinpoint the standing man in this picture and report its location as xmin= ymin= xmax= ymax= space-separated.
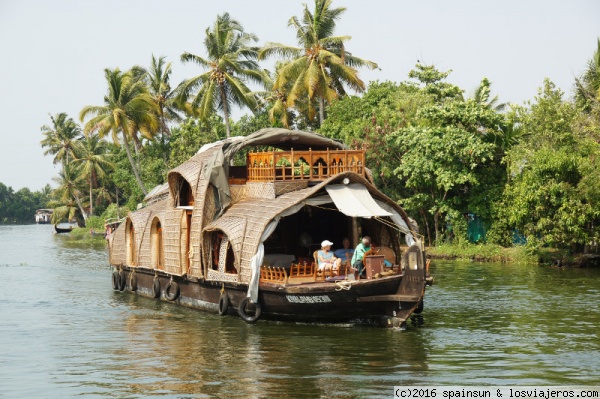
xmin=351 ymin=236 xmax=371 ymax=278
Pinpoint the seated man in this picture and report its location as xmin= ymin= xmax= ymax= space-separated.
xmin=333 ymin=238 xmax=354 ymax=267
xmin=317 ymin=240 xmax=342 ymax=272
xmin=350 ymin=236 xmax=371 ymax=277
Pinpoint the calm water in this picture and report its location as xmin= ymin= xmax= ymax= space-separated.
xmin=1 ymin=225 xmax=599 ymax=398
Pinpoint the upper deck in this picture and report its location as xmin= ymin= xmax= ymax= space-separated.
xmin=236 ymin=148 xmax=366 ymax=183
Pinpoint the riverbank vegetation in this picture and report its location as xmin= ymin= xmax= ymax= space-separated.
xmin=19 ymin=0 xmax=600 ymax=263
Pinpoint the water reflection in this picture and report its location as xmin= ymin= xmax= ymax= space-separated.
xmin=99 ymin=295 xmax=431 ymax=398
xmin=1 ymin=226 xmax=600 ymax=398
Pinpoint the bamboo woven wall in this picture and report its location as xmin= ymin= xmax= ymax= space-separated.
xmin=203 ymin=216 xmax=247 ymax=282
xmin=229 ymin=185 xmax=247 ymax=205
xmin=131 ymin=209 xmax=152 ymax=267
xmin=211 ymin=188 xmax=313 ymax=283
xmin=188 ymin=145 xmax=224 ymax=277
xmin=163 ymin=208 xmax=183 ymax=275
xmin=109 ymin=222 xmax=126 ymax=265
xmin=138 ymin=200 xmax=167 ymax=269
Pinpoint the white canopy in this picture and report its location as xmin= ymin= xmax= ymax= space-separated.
xmin=325 ymin=184 xmax=393 ymax=218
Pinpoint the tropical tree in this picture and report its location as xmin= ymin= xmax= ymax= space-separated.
xmin=489 ymin=79 xmax=600 ymax=251
xmin=50 ymin=163 xmax=87 ymax=223
xmin=72 ymin=134 xmax=114 ymax=217
xmin=146 ymin=55 xmax=184 ymax=160
xmin=259 ymin=0 xmax=378 ymax=126
xmin=40 ymin=113 xmax=82 ymax=167
xmin=80 ymin=68 xmax=159 ymax=195
xmin=178 ymin=13 xmax=268 ymax=138
xmin=470 ymin=77 xmax=506 ymax=112
xmin=575 ymin=38 xmax=600 ymax=111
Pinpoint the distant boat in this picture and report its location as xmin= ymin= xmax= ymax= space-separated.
xmin=35 ymin=209 xmax=53 ymax=224
xmin=54 ymin=223 xmax=76 ymax=234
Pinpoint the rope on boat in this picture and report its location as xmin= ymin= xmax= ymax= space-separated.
xmin=335 ymin=281 xmax=355 ymax=291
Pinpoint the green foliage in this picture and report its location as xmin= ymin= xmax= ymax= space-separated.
xmin=406 ymin=64 xmax=463 ymax=101
xmin=100 ymin=203 xmax=131 ymax=222
xmin=490 ymin=79 xmax=600 ymax=252
xmin=178 ymin=13 xmax=269 ymax=138
xmin=428 ymin=242 xmax=536 ymax=264
xmin=84 ymin=215 xmax=105 ymax=229
xmin=0 ymin=183 xmax=51 ymax=224
xmin=320 ymin=65 xmax=508 ymax=246
xmin=168 ymin=117 xmax=225 ymax=168
xmin=258 ymin=0 xmax=377 ymax=126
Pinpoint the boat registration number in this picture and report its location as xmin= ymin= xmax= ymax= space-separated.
xmin=286 ymin=295 xmax=331 ymax=304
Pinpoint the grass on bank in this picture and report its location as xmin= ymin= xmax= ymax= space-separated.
xmin=428 ymin=243 xmax=539 ymax=264
xmin=58 ymin=215 xmax=108 ymax=245
xmin=428 ymin=242 xmax=583 ymax=266
xmin=65 ymin=226 xmax=107 ymax=245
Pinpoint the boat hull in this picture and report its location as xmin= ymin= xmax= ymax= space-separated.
xmin=112 ymin=266 xmax=424 ymax=328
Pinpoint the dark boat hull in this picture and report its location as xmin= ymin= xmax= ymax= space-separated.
xmin=113 ymin=266 xmax=424 ymax=328
xmin=54 ymin=225 xmax=75 ymax=233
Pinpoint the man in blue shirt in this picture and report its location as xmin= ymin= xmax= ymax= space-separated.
xmin=333 ymin=237 xmax=354 ymax=266
xmin=351 ymin=236 xmax=371 ymax=277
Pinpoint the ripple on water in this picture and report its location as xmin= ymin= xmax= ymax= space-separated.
xmin=2 ymin=228 xmax=600 ymax=397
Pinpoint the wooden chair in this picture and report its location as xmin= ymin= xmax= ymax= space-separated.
xmin=259 ymin=265 xmax=287 ymax=284
xmin=314 ymin=249 xmax=337 ymax=280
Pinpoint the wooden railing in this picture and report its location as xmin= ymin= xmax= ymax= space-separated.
xmin=247 ymin=149 xmax=365 ymax=182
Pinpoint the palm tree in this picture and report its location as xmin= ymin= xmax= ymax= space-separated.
xmin=259 ymin=0 xmax=378 ymax=126
xmin=147 ymin=55 xmax=185 ymax=138
xmin=146 ymin=55 xmax=185 ymax=162
xmin=50 ymin=163 xmax=87 ymax=223
xmin=80 ymin=68 xmax=159 ymax=195
xmin=40 ymin=113 xmax=82 ymax=167
xmin=72 ymin=134 xmax=114 ymax=217
xmin=471 ymin=77 xmax=506 ymax=111
xmin=178 ymin=13 xmax=268 ymax=138
xmin=575 ymin=38 xmax=600 ymax=111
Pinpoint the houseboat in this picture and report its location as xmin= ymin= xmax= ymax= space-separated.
xmin=107 ymin=128 xmax=431 ymax=328
xmin=35 ymin=209 xmax=53 ymax=224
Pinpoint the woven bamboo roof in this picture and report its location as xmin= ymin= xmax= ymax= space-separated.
xmin=203 ymin=171 xmax=414 ymax=279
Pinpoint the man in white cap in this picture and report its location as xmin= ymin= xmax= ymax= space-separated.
xmin=317 ymin=240 xmax=342 ymax=271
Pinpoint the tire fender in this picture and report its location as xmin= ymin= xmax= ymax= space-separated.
xmin=118 ymin=270 xmax=126 ymax=291
xmin=414 ymin=299 xmax=424 ymax=314
xmin=218 ymin=293 xmax=230 ymax=316
xmin=112 ymin=271 xmax=120 ymax=290
xmin=152 ymin=278 xmax=161 ymax=298
xmin=165 ymin=280 xmax=180 ymax=301
xmin=238 ymin=297 xmax=262 ymax=323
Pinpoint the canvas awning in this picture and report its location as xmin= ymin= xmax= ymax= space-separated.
xmin=324 ymin=184 xmax=392 ymax=218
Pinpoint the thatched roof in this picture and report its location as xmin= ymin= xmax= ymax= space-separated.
xmin=203 ymin=172 xmax=414 ymax=280
xmin=220 ymin=128 xmax=346 ymax=160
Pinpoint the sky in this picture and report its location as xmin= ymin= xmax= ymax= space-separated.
xmin=0 ymin=0 xmax=598 ymax=191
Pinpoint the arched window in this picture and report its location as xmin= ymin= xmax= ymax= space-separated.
xmin=151 ymin=218 xmax=164 ymax=270
xmin=177 ymin=177 xmax=194 ymax=207
xmin=125 ymin=219 xmax=136 ymax=266
xmin=210 ymin=231 xmax=237 ymax=275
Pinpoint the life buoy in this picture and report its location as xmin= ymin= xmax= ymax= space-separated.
xmin=112 ymin=271 xmax=119 ymax=290
xmin=218 ymin=293 xmax=230 ymax=316
xmin=129 ymin=272 xmax=137 ymax=292
xmin=238 ymin=297 xmax=262 ymax=323
xmin=152 ymin=278 xmax=161 ymax=298
xmin=165 ymin=281 xmax=180 ymax=301
xmin=118 ymin=270 xmax=126 ymax=291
